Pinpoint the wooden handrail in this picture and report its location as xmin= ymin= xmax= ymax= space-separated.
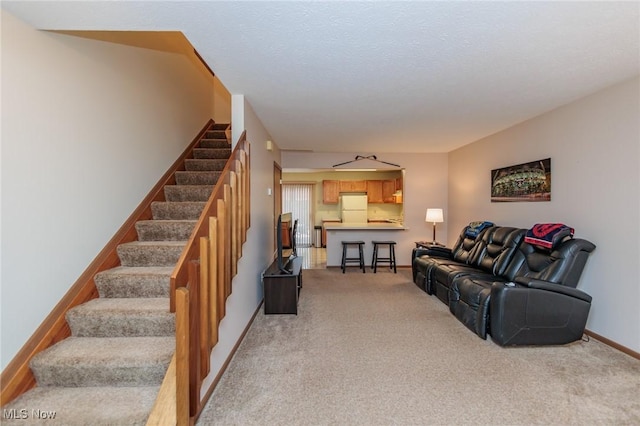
xmin=146 ymin=354 xmax=178 ymax=426
xmin=149 ymin=129 xmax=251 ymax=425
xmin=0 ymin=119 xmax=215 ymax=407
xmin=169 ymin=131 xmax=248 ymax=311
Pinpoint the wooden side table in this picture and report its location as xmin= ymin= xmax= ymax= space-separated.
xmin=415 ymin=241 xmax=445 ymax=249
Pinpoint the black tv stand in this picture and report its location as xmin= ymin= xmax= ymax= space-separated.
xmin=263 ymin=256 xmax=303 ymax=315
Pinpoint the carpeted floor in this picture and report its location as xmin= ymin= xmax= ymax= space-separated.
xmin=197 ymin=268 xmax=640 ymax=425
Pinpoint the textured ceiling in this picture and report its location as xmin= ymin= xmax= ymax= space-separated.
xmin=3 ymin=1 xmax=639 ymax=153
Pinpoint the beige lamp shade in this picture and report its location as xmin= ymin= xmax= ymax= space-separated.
xmin=425 ymin=208 xmax=444 ymax=244
xmin=425 ymin=208 xmax=444 ymax=223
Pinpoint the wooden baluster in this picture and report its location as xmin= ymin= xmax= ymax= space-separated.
xmin=216 ymin=198 xmax=226 ymax=319
xmin=243 ymin=139 xmax=250 ymax=230
xmin=237 ymin=155 xmax=244 ymax=244
xmin=208 ymin=217 xmax=218 ymax=347
xmin=234 ymin=160 xmax=243 ymax=257
xmin=230 ymin=171 xmax=238 ymax=278
xmin=239 ymin=152 xmax=248 ymax=243
xmin=187 ymin=261 xmax=200 ymax=418
xmin=223 ymin=184 xmax=232 ymax=298
xmin=175 ymin=287 xmax=189 ymax=426
xmin=198 ymin=237 xmax=210 ymax=379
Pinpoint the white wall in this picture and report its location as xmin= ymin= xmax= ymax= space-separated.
xmin=212 ymin=76 xmax=231 ymax=124
xmin=448 ymin=76 xmax=640 ymax=353
xmin=282 ymin=152 xmax=449 ymax=266
xmin=201 ymin=97 xmax=280 ymax=395
xmin=230 ymin=94 xmax=246 ymax=149
xmin=0 ymin=11 xmax=215 ymax=369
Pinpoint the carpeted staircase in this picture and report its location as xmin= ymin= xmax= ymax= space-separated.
xmin=3 ymin=124 xmax=231 ymax=425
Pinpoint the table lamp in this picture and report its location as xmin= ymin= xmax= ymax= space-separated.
xmin=425 ymin=208 xmax=444 ymax=244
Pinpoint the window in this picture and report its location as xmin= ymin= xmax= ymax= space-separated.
xmin=282 ymin=183 xmax=313 ymax=247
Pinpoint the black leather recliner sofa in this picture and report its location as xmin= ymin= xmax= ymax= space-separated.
xmin=412 ymin=223 xmax=596 ymax=346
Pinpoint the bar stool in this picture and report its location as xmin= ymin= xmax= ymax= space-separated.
xmin=341 ymin=241 xmax=366 ymax=273
xmin=371 ymin=240 xmax=397 ymax=273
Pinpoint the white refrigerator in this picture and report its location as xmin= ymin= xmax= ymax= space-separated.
xmin=340 ymin=195 xmax=368 ymax=224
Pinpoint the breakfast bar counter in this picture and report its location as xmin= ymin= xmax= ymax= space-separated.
xmin=324 ymin=222 xmax=409 ymax=268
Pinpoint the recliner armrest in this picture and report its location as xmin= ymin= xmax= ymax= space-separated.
xmin=513 ymin=277 xmax=592 ymax=303
xmin=415 ymin=246 xmax=453 ymax=259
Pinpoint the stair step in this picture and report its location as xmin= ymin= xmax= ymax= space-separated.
xmin=164 ymin=185 xmax=213 ymax=202
xmin=135 ymin=219 xmax=197 ymax=241
xmin=67 ymin=298 xmax=174 ymax=337
xmin=185 ymin=158 xmax=227 ymax=171
xmin=175 ymin=170 xmax=222 ymax=185
xmin=2 ymin=386 xmax=160 ymax=426
xmin=204 ymin=130 xmax=227 ymax=139
xmin=210 ymin=122 xmax=229 ymax=130
xmin=30 ymin=336 xmax=174 ymax=387
xmin=151 ymin=201 xmax=205 ymax=220
xmin=117 ymin=241 xmax=186 ymax=267
xmin=95 ymin=266 xmax=172 ymax=298
xmin=199 ymin=138 xmax=230 ymax=149
xmin=193 ymin=147 xmax=231 ymax=159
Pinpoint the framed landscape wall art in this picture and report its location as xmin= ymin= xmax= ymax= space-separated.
xmin=491 ymin=158 xmax=551 ymax=202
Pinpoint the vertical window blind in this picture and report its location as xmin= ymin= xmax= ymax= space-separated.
xmin=282 ymin=183 xmax=313 ymax=247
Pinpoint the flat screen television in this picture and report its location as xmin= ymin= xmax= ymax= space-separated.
xmin=276 ymin=213 xmax=296 ymax=274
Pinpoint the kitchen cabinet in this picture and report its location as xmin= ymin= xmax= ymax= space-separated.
xmin=339 ymin=180 xmax=367 ymax=193
xmin=322 ymin=180 xmax=340 ymax=204
xmin=366 ymin=180 xmax=383 ymax=203
xmin=382 ymin=180 xmax=396 ymax=203
xmin=368 ymin=179 xmax=399 ymax=204
xmin=394 ymin=177 xmax=403 ymax=203
xmin=325 ymin=178 xmax=401 ymax=204
xmin=395 ymin=176 xmax=403 ymax=192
